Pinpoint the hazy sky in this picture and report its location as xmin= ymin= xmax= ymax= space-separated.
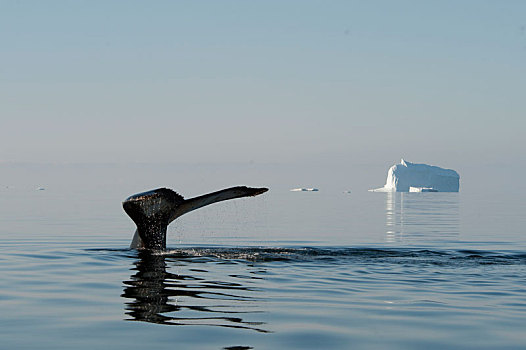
xmin=1 ymin=1 xmax=525 ymax=168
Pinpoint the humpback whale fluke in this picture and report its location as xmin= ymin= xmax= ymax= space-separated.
xmin=123 ymin=186 xmax=268 ymax=250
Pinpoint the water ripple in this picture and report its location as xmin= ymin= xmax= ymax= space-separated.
xmin=111 ymin=246 xmax=526 ymax=267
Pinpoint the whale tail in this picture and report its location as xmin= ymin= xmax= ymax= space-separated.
xmin=123 ymin=188 xmax=185 ymax=250
xmin=123 ymin=186 xmax=268 ymax=250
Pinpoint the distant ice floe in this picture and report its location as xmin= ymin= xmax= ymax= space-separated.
xmin=36 ymin=187 xmax=45 ymax=191
xmin=290 ymin=188 xmax=319 ymax=192
xmin=370 ymin=159 xmax=460 ymax=192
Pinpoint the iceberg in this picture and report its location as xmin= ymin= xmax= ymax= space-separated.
xmin=290 ymin=188 xmax=319 ymax=192
xmin=371 ymin=159 xmax=460 ymax=192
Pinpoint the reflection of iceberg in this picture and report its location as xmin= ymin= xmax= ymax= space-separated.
xmin=385 ymin=192 xmax=459 ymax=243
xmin=371 ymin=159 xmax=460 ymax=192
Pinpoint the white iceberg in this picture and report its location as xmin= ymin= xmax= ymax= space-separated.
xmin=371 ymin=159 xmax=460 ymax=192
xmin=290 ymin=188 xmax=319 ymax=192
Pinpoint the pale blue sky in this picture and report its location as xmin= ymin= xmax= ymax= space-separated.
xmin=1 ymin=1 xmax=525 ymax=170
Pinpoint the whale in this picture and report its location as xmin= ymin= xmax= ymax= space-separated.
xmin=123 ymin=186 xmax=268 ymax=250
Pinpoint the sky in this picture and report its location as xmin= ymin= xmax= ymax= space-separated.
xmin=1 ymin=1 xmax=525 ymax=174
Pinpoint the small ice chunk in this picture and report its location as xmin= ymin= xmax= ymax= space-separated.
xmin=290 ymin=188 xmax=319 ymax=192
xmin=409 ymin=187 xmax=438 ymax=192
xmin=37 ymin=187 xmax=45 ymax=191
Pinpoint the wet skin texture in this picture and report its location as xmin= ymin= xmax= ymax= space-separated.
xmin=123 ymin=186 xmax=268 ymax=250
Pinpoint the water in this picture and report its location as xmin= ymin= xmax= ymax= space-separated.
xmin=1 ymin=163 xmax=526 ymax=349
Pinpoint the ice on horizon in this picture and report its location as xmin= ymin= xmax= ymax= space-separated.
xmin=370 ymin=159 xmax=460 ymax=192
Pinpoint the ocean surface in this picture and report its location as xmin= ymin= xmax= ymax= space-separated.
xmin=1 ymin=163 xmax=525 ymax=349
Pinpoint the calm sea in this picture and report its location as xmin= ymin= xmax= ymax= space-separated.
xmin=1 ymin=163 xmax=525 ymax=349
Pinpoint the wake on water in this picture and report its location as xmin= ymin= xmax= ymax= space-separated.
xmin=89 ymin=247 xmax=526 ymax=267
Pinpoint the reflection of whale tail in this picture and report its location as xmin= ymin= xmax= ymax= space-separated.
xmin=122 ymin=250 xmax=269 ymax=332
xmin=123 ymin=186 xmax=268 ymax=250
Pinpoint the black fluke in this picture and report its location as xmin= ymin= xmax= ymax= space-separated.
xmin=123 ymin=186 xmax=268 ymax=250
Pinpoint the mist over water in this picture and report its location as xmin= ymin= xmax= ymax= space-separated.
xmin=1 ymin=163 xmax=525 ymax=349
